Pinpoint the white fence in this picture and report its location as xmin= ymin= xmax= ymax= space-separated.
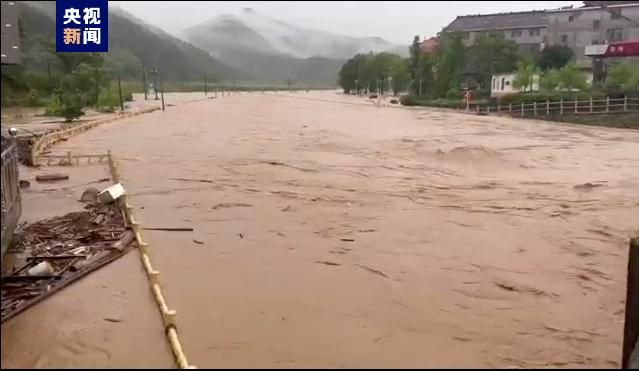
xmin=470 ymin=97 xmax=639 ymax=116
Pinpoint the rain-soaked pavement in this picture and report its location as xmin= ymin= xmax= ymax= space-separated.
xmin=2 ymin=91 xmax=638 ymax=368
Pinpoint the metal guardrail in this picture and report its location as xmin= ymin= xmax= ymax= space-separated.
xmin=1 ymin=136 xmax=21 ymax=261
xmin=29 ymin=106 xmax=161 ymax=166
xmin=469 ymin=97 xmax=639 ymax=117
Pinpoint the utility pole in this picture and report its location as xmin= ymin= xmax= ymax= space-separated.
xmin=94 ymin=66 xmax=99 ymax=104
xmin=117 ymin=74 xmax=124 ymax=112
xmin=151 ymin=67 xmax=159 ymax=100
xmin=419 ymin=77 xmax=423 ymax=97
xmin=142 ymin=67 xmax=148 ymax=100
xmin=160 ymin=72 xmax=165 ymax=111
xmin=204 ymin=74 xmax=208 ymax=96
xmin=46 ymin=60 xmax=52 ymax=85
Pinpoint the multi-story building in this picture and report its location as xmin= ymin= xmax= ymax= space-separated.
xmin=442 ymin=1 xmax=639 ymax=63
xmin=546 ymin=1 xmax=639 ymax=65
xmin=442 ymin=11 xmax=548 ymax=54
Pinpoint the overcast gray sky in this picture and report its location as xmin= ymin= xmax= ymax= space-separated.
xmin=110 ymin=1 xmax=582 ymax=44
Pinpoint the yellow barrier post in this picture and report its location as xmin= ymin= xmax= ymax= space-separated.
xmin=107 ymin=151 xmax=195 ymax=369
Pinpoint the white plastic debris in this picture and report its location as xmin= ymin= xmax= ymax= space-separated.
xmin=97 ymin=183 xmax=126 ymax=204
xmin=27 ymin=261 xmax=55 ymax=276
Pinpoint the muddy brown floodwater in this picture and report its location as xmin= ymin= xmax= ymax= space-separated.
xmin=2 ymin=91 xmax=639 ymax=368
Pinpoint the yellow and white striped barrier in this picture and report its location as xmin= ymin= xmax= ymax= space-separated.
xmin=108 ymin=151 xmax=195 ymax=369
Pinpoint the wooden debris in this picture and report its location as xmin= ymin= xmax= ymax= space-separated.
xmin=80 ymin=187 xmax=100 ymax=203
xmin=212 ymin=202 xmax=253 ymax=210
xmin=35 ymin=173 xmax=69 ymax=182
xmin=94 ymin=214 xmax=105 ymax=225
xmin=112 ymin=231 xmax=135 ymax=252
xmin=355 ymin=264 xmax=389 ymax=279
xmin=316 ymin=261 xmax=341 ymax=266
xmin=27 ymin=255 xmax=86 ymax=261
xmin=170 ymin=178 xmax=214 ymax=183
xmin=103 ymin=317 xmax=123 ymax=323
xmin=1 ymin=202 xmax=129 ymax=323
xmin=142 ymin=227 xmax=194 ymax=232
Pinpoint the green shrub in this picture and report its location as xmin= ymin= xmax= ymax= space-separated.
xmin=44 ymin=94 xmax=62 ymax=116
xmin=45 ymin=92 xmax=84 ymax=121
xmin=96 ymin=89 xmax=120 ymax=112
xmin=26 ymin=90 xmax=44 ymax=107
xmin=123 ymin=91 xmax=133 ymax=102
xmin=400 ymin=95 xmax=487 ymax=109
xmin=400 ymin=95 xmax=420 ymax=106
xmin=446 ymin=88 xmax=460 ymax=99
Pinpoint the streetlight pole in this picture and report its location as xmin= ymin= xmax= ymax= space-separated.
xmin=150 ymin=67 xmax=159 ymax=100
xmin=160 ymin=73 xmax=165 ymax=111
xmin=142 ymin=67 xmax=148 ymax=100
xmin=117 ymin=74 xmax=124 ymax=112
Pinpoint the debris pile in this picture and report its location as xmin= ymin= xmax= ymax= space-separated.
xmin=1 ymin=201 xmax=134 ymax=323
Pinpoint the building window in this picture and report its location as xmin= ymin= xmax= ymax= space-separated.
xmin=501 ymin=77 xmax=505 ymax=90
xmin=592 ymin=40 xmax=599 ymax=45
xmin=568 ymin=15 xmax=575 ymax=22
xmin=607 ymin=28 xmax=623 ymax=42
xmin=529 ymin=28 xmax=540 ymax=37
xmin=561 ymin=34 xmax=568 ymax=43
xmin=511 ymin=29 xmax=522 ymax=38
xmin=593 ymin=20 xmax=600 ymax=30
xmin=610 ymin=9 xmax=622 ymax=20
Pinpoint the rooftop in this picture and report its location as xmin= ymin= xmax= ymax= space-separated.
xmin=443 ymin=10 xmax=548 ymax=32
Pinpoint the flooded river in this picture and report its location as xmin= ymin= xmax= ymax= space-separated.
xmin=2 ymin=91 xmax=638 ymax=368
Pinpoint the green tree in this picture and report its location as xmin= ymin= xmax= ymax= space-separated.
xmin=391 ymin=58 xmax=411 ymax=95
xmin=557 ymin=62 xmax=588 ymax=91
xmin=435 ymin=33 xmax=465 ymax=97
xmin=468 ymin=32 xmax=520 ymax=89
xmin=539 ymin=69 xmax=560 ymax=92
xmin=338 ymin=54 xmax=365 ymax=93
xmin=42 ymin=42 xmax=110 ymax=120
xmin=606 ymin=61 xmax=639 ymax=91
xmin=512 ymin=59 xmax=538 ymax=92
xmin=537 ymin=45 xmax=574 ymax=71
xmin=416 ymin=51 xmax=437 ymax=97
xmin=409 ymin=35 xmax=422 ymax=81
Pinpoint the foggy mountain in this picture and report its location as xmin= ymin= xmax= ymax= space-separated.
xmin=184 ymin=7 xmax=407 ymax=85
xmin=17 ymin=2 xmax=239 ymax=82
